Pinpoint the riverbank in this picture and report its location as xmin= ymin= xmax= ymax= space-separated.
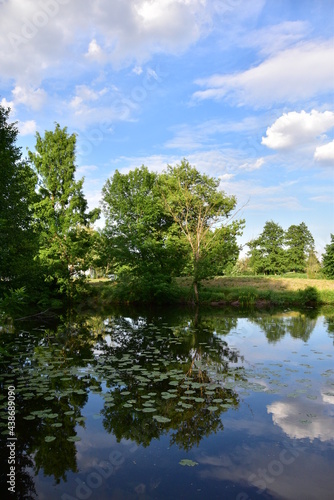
xmin=87 ymin=276 xmax=334 ymax=308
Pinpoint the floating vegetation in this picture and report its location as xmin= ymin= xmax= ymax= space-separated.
xmin=179 ymin=459 xmax=199 ymax=467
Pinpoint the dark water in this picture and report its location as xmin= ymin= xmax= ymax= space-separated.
xmin=1 ymin=305 xmax=334 ymax=499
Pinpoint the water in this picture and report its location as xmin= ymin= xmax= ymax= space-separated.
xmin=1 ymin=306 xmax=334 ymax=499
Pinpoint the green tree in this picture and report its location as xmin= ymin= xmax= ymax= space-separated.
xmin=285 ymin=222 xmax=315 ymax=272
xmin=159 ymin=159 xmax=244 ymax=302
xmin=28 ymin=123 xmax=99 ymax=300
xmin=306 ymin=249 xmax=321 ymax=279
xmin=322 ymin=234 xmax=334 ymax=279
xmin=248 ymin=221 xmax=286 ymax=275
xmin=101 ymin=166 xmax=187 ymax=300
xmin=0 ymin=103 xmax=38 ymax=295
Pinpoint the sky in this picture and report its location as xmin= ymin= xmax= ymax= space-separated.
xmin=1 ymin=0 xmax=333 ymax=257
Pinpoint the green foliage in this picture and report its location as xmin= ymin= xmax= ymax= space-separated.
xmin=158 ymin=159 xmax=244 ymax=301
xmin=0 ymin=103 xmax=39 ymax=295
xmin=248 ymin=220 xmax=286 ymax=275
xmin=28 ymin=124 xmax=100 ymax=300
xmin=248 ymin=221 xmax=317 ymax=277
xmin=322 ymin=234 xmax=334 ymax=279
xmin=285 ymin=222 xmax=315 ymax=273
xmin=101 ymin=165 xmax=188 ymax=300
xmin=306 ymin=250 xmax=321 ymax=279
xmin=298 ymin=286 xmax=319 ymax=306
xmin=0 ymin=287 xmax=27 ymax=317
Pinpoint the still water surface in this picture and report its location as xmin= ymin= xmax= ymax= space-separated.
xmin=1 ymin=306 xmax=334 ymax=499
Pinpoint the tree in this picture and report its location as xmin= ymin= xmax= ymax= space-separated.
xmin=158 ymin=159 xmax=244 ymax=302
xmin=28 ymin=123 xmax=99 ymax=300
xmin=322 ymin=234 xmax=334 ymax=279
xmin=285 ymin=222 xmax=315 ymax=273
xmin=248 ymin=221 xmax=286 ymax=275
xmin=101 ymin=166 xmax=188 ymax=300
xmin=306 ymin=249 xmax=321 ymax=279
xmin=0 ymin=103 xmax=38 ymax=294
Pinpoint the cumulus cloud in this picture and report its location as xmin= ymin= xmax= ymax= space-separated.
xmin=18 ymin=119 xmax=37 ymax=136
xmin=12 ymin=85 xmax=47 ymax=110
xmin=314 ymin=140 xmax=334 ymax=165
xmin=262 ymin=110 xmax=334 ymax=150
xmin=267 ymin=400 xmax=334 ymax=442
xmin=193 ymin=40 xmax=334 ymax=107
xmin=0 ymin=0 xmax=211 ymax=86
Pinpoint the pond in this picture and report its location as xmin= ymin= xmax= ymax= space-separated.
xmin=1 ymin=305 xmax=334 ymax=499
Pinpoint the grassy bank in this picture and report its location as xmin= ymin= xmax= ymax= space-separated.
xmin=87 ymin=276 xmax=334 ymax=308
xmin=177 ymin=276 xmax=334 ymax=307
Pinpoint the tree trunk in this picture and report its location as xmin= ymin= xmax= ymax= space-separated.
xmin=193 ymin=280 xmax=199 ymax=304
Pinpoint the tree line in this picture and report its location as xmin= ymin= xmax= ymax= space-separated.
xmin=1 ymin=105 xmax=333 ymax=309
xmin=247 ymin=220 xmax=320 ymax=276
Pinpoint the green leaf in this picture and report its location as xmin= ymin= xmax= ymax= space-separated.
xmin=179 ymin=459 xmax=198 ymax=467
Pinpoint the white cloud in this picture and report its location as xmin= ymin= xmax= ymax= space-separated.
xmin=314 ymin=140 xmax=334 ymax=165
xmin=262 ymin=110 xmax=334 ymax=150
xmin=241 ymin=21 xmax=310 ymax=56
xmin=85 ymin=39 xmax=104 ymax=62
xmin=0 ymin=97 xmax=15 ymax=114
xmin=12 ymin=85 xmax=46 ymax=110
xmin=0 ymin=0 xmax=211 ymax=86
xmin=267 ymin=400 xmax=334 ymax=442
xmin=239 ymin=157 xmax=265 ymax=171
xmin=18 ymin=119 xmax=37 ymax=136
xmin=193 ymin=40 xmax=334 ymax=107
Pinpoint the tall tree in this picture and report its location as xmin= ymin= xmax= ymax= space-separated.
xmin=101 ymin=166 xmax=187 ymax=300
xmin=28 ymin=123 xmax=99 ymax=299
xmin=248 ymin=221 xmax=286 ymax=275
xmin=285 ymin=222 xmax=315 ymax=272
xmin=0 ymin=103 xmax=38 ymax=294
xmin=322 ymin=234 xmax=334 ymax=279
xmin=158 ymin=160 xmax=244 ymax=302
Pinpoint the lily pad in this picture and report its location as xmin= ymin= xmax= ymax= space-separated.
xmin=179 ymin=459 xmax=198 ymax=467
xmin=67 ymin=436 xmax=81 ymax=442
xmin=45 ymin=436 xmax=56 ymax=442
xmin=153 ymin=415 xmax=171 ymax=423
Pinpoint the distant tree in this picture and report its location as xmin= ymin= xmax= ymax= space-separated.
xmin=158 ymin=159 xmax=244 ymax=301
xmin=306 ymin=249 xmax=321 ymax=279
xmin=248 ymin=221 xmax=286 ymax=275
xmin=0 ymin=103 xmax=38 ymax=294
xmin=101 ymin=166 xmax=187 ymax=300
xmin=322 ymin=234 xmax=334 ymax=279
xmin=285 ymin=222 xmax=315 ymax=272
xmin=28 ymin=124 xmax=99 ymax=299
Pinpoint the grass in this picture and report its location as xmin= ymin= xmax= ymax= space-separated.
xmin=176 ymin=276 xmax=334 ymax=306
xmin=86 ymin=275 xmax=334 ymax=308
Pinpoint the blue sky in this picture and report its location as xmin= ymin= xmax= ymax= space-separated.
xmin=1 ymin=0 xmax=333 ymax=257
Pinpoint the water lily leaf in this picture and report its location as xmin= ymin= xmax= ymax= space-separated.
xmin=67 ymin=436 xmax=81 ymax=442
xmin=45 ymin=436 xmax=56 ymax=442
xmin=179 ymin=459 xmax=198 ymax=467
xmin=23 ymin=415 xmax=35 ymax=420
xmin=153 ymin=415 xmax=171 ymax=423
xmin=142 ymin=407 xmax=156 ymax=412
